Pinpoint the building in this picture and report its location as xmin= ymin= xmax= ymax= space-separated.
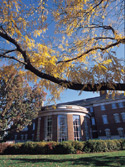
xmin=9 ymin=92 xmax=125 ymax=142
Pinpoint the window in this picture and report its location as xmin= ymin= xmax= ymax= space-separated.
xmin=33 ymin=123 xmax=35 ymax=130
xmin=91 ymin=117 xmax=96 ymax=125
xmin=101 ymin=105 xmax=105 ymax=111
xmin=90 ymin=107 xmax=93 ymax=113
xmin=73 ymin=115 xmax=81 ymax=141
xmin=113 ymin=113 xmax=120 ymax=123
xmin=117 ymin=128 xmax=124 ymax=137
xmin=15 ymin=135 xmax=17 ymax=141
xmin=22 ymin=126 xmax=28 ymax=131
xmin=118 ymin=102 xmax=124 ymax=108
xmin=84 ymin=117 xmax=90 ymax=140
xmin=102 ymin=115 xmax=108 ymax=124
xmin=112 ymin=103 xmax=117 ymax=109
xmin=21 ymin=134 xmax=24 ymax=141
xmin=105 ymin=129 xmax=111 ymax=138
xmin=44 ymin=116 xmax=52 ymax=141
xmin=32 ymin=134 xmax=34 ymax=141
xmin=58 ymin=115 xmax=67 ymax=142
xmin=121 ymin=113 xmax=125 ymax=122
xmin=25 ymin=134 xmax=28 ymax=140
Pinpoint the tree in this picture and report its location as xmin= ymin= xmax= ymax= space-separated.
xmin=0 ymin=0 xmax=124 ymax=100
xmin=0 ymin=66 xmax=45 ymax=141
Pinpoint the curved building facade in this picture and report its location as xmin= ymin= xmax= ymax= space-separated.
xmin=37 ymin=105 xmax=91 ymax=141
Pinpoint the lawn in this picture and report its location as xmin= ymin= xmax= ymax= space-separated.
xmin=0 ymin=150 xmax=125 ymax=167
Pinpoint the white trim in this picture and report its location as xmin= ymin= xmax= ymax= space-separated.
xmin=43 ymin=105 xmax=89 ymax=114
xmin=39 ymin=111 xmax=90 ymax=118
xmin=93 ymin=99 xmax=125 ymax=107
xmin=98 ymin=135 xmax=125 ymax=140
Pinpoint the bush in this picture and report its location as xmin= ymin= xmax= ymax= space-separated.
xmin=71 ymin=141 xmax=85 ymax=151
xmin=4 ymin=143 xmax=23 ymax=154
xmin=3 ymin=139 xmax=125 ymax=154
xmin=54 ymin=141 xmax=76 ymax=154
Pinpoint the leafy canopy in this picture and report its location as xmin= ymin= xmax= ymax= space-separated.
xmin=0 ymin=66 xmax=45 ymax=140
xmin=0 ymin=0 xmax=124 ymax=101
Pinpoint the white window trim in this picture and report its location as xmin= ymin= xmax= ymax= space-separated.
xmin=102 ymin=115 xmax=108 ymax=124
xmin=101 ymin=105 xmax=105 ymax=111
xmin=73 ymin=115 xmax=81 ymax=141
xmin=112 ymin=103 xmax=117 ymax=109
xmin=121 ymin=112 xmax=125 ymax=122
xmin=113 ymin=113 xmax=120 ymax=123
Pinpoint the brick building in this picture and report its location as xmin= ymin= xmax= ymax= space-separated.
xmin=9 ymin=92 xmax=125 ymax=142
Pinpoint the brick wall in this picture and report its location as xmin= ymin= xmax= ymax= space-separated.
xmin=67 ymin=114 xmax=74 ymax=140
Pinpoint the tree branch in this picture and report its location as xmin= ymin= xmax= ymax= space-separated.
xmin=0 ymin=53 xmax=26 ymax=65
xmin=57 ymin=39 xmax=125 ymax=64
xmin=0 ymin=29 xmax=124 ymax=92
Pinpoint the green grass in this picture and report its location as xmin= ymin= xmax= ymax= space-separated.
xmin=0 ymin=150 xmax=125 ymax=167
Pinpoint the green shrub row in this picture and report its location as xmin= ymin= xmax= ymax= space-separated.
xmin=3 ymin=139 xmax=125 ymax=154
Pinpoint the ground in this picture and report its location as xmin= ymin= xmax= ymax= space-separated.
xmin=0 ymin=150 xmax=125 ymax=167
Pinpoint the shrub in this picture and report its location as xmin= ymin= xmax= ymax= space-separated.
xmin=71 ymin=141 xmax=85 ymax=151
xmin=54 ymin=141 xmax=76 ymax=154
xmin=2 ymin=139 xmax=125 ymax=154
xmin=4 ymin=143 xmax=23 ymax=154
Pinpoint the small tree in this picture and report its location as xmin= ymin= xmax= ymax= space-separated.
xmin=0 ymin=66 xmax=46 ymax=141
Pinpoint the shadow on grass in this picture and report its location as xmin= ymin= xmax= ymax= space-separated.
xmin=11 ymin=155 xmax=125 ymax=166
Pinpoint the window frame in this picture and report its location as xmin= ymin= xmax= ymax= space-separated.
xmin=105 ymin=129 xmax=111 ymax=138
xmin=121 ymin=112 xmax=125 ymax=122
xmin=117 ymin=128 xmax=124 ymax=137
xmin=118 ymin=102 xmax=124 ymax=108
xmin=101 ymin=105 xmax=105 ymax=111
xmin=112 ymin=103 xmax=117 ymax=109
xmin=58 ymin=115 xmax=68 ymax=142
xmin=73 ymin=115 xmax=81 ymax=141
xmin=91 ymin=117 xmax=96 ymax=125
xmin=113 ymin=113 xmax=120 ymax=123
xmin=44 ymin=116 xmax=52 ymax=141
xmin=90 ymin=107 xmax=93 ymax=113
xmin=102 ymin=115 xmax=108 ymax=124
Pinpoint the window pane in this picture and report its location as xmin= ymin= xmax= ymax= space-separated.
xmin=90 ymin=107 xmax=93 ymax=113
xmin=102 ymin=115 xmax=108 ymax=124
xmin=117 ymin=128 xmax=124 ymax=137
xmin=101 ymin=105 xmax=105 ymax=111
xmin=73 ymin=115 xmax=81 ymax=141
xmin=112 ymin=103 xmax=117 ymax=109
xmin=121 ymin=113 xmax=125 ymax=122
xmin=113 ymin=114 xmax=120 ymax=123
xmin=58 ymin=115 xmax=67 ymax=142
xmin=91 ymin=117 xmax=95 ymax=125
xmin=33 ymin=123 xmax=35 ymax=130
xmin=118 ymin=102 xmax=124 ymax=108
xmin=105 ymin=129 xmax=111 ymax=138
xmin=44 ymin=116 xmax=52 ymax=141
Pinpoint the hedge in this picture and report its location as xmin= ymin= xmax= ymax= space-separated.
xmin=2 ymin=139 xmax=125 ymax=155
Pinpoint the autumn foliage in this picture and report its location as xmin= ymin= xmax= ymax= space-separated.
xmin=0 ymin=66 xmax=45 ymax=141
xmin=0 ymin=0 xmax=124 ymax=101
